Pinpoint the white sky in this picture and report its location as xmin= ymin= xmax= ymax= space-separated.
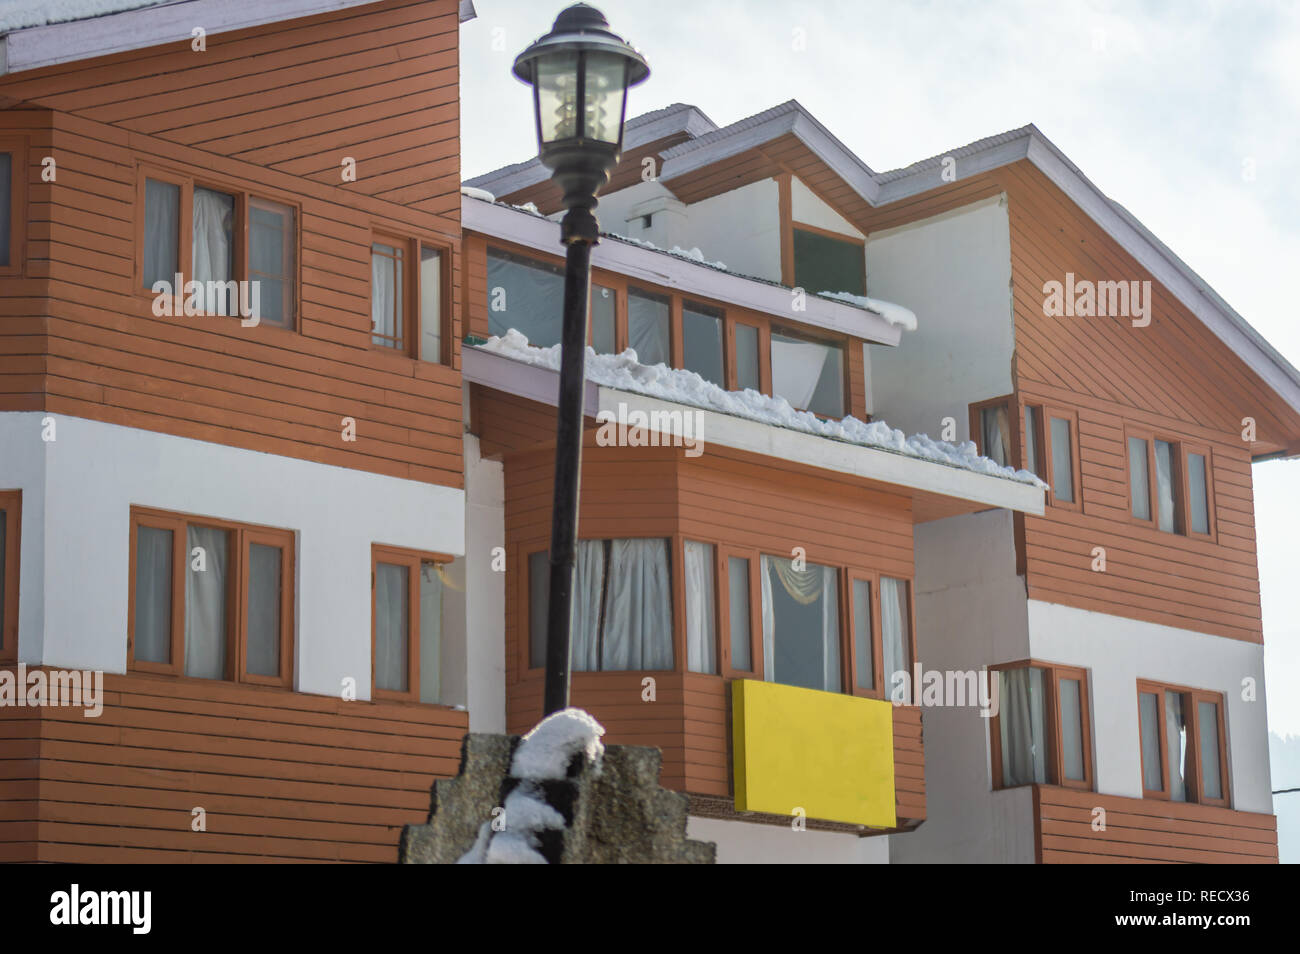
xmin=460 ymin=0 xmax=1300 ymax=737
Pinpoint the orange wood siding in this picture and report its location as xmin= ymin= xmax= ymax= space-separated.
xmin=1034 ymin=785 xmax=1278 ymax=863
xmin=0 ymin=669 xmax=467 ymax=863
xmin=494 ymin=432 xmax=923 ymax=823
xmin=0 ymin=0 xmax=464 ymax=487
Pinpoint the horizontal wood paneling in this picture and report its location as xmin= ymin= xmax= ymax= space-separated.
xmin=0 ymin=1 xmax=465 ymax=487
xmin=0 ymin=669 xmax=467 ymax=863
xmin=1035 ymin=785 xmax=1278 ymax=863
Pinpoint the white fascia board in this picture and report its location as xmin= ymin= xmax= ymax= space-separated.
xmin=658 ymin=109 xmax=799 ymax=183
xmin=596 ymin=389 xmax=1044 ymax=516
xmin=0 ymin=0 xmax=385 ymax=75
xmin=462 ymin=345 xmax=601 ymax=416
xmin=463 ymin=197 xmax=903 ymax=345
xmin=875 ymin=136 xmax=1031 ymax=205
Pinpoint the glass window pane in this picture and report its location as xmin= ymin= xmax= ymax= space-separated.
xmin=627 ymin=289 xmax=670 ymax=367
xmin=487 ymin=247 xmax=565 ymax=348
xmin=735 ymin=323 xmax=760 ymax=392
xmin=684 ymin=541 xmax=716 ymax=674
xmin=853 ymin=578 xmax=873 ymax=691
xmin=246 ymin=543 xmax=282 ymax=677
xmin=529 ymin=551 xmax=550 ymax=669
xmin=771 ymin=331 xmax=844 ymax=418
xmin=1059 ymin=677 xmax=1086 ymax=781
xmin=792 ymin=227 xmax=866 ymax=297
xmin=1050 ymin=416 xmax=1074 ymax=502
xmin=133 ymin=526 xmax=173 ymax=664
xmin=1198 ymin=700 xmax=1222 ymax=800
xmin=143 ymin=178 xmax=180 ymax=290
xmin=1188 ymin=453 xmax=1209 ymax=534
xmin=418 ymin=561 xmax=443 ymax=704
xmin=981 ymin=405 xmax=1011 ymax=467
xmin=1024 ymin=405 xmax=1040 ymax=476
xmin=1128 ymin=437 xmax=1151 ymax=520
xmin=682 ymin=304 xmax=724 ymax=387
xmin=727 ymin=557 xmax=752 ymax=672
xmin=581 ymin=51 xmax=627 ymax=144
xmin=193 ymin=186 xmax=235 ymax=314
xmin=250 ymin=199 xmax=294 ymax=327
xmin=600 ymin=539 xmax=673 ymax=671
xmin=371 ymin=242 xmax=404 ymax=349
xmin=419 ymin=245 xmax=442 ymax=362
xmin=591 ymin=285 xmax=616 ymax=355
xmin=1154 ymin=439 xmax=1176 ymax=532
xmin=1139 ymin=691 xmax=1163 ymax=791
xmin=999 ymin=667 xmax=1048 ymax=786
xmin=1166 ymin=691 xmax=1188 ymax=801
xmin=0 ymin=152 xmax=11 ymax=266
xmin=880 ymin=576 xmax=911 ymax=696
xmin=375 ymin=562 xmax=409 ymax=692
xmin=185 ymin=525 xmax=229 ymax=680
xmin=761 ymin=556 xmax=841 ymax=693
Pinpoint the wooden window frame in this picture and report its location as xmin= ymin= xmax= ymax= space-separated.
xmin=1181 ymin=440 xmax=1216 ymax=540
xmin=1123 ymin=427 xmax=1215 ymax=539
xmin=1025 ymin=403 xmax=1082 ymax=511
xmin=0 ymin=137 xmax=28 ymax=277
xmin=769 ymin=322 xmax=851 ymax=420
xmin=135 ymin=163 xmax=301 ymax=330
xmin=845 ymin=569 xmax=885 ymax=700
xmin=725 ymin=315 xmax=770 ymax=394
xmin=1135 ymin=679 xmax=1230 ymax=807
xmin=369 ymin=232 xmax=414 ymax=355
xmin=719 ymin=546 xmax=764 ymax=681
xmin=989 ymin=659 xmax=1094 ymax=792
xmin=681 ymin=299 xmax=728 ymax=390
xmin=0 ymin=490 xmax=20 ymax=662
xmin=371 ymin=544 xmax=452 ymax=702
xmin=788 ymin=221 xmax=868 ymax=298
xmin=127 ymin=506 xmax=294 ymax=688
xmin=969 ymin=395 xmax=1019 ymax=469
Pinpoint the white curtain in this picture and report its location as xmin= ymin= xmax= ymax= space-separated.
xmin=684 ymin=541 xmax=716 ymax=675
xmin=601 ymin=539 xmax=673 ymax=670
xmin=185 ymin=525 xmax=228 ymax=680
xmin=1165 ymin=691 xmax=1187 ymax=801
xmin=133 ymin=526 xmax=173 ymax=664
xmin=771 ymin=337 xmax=831 ymax=410
xmin=760 ymin=556 xmax=776 ymax=678
xmin=759 ymin=555 xmax=840 ymax=692
xmin=192 ymin=188 xmax=234 ymax=314
xmin=143 ymin=178 xmax=179 ymax=288
xmin=1139 ymin=692 xmax=1163 ymax=791
xmin=371 ymin=245 xmax=400 ymax=345
xmin=981 ymin=406 xmax=1011 ymax=467
xmin=571 ymin=541 xmax=605 ymax=673
xmin=1000 ymin=667 xmax=1047 ymax=786
xmin=881 ymin=576 xmax=910 ymax=700
xmin=1154 ymin=440 xmax=1175 ymax=532
xmin=374 ymin=562 xmax=408 ymax=691
xmin=1128 ymin=437 xmax=1151 ymax=520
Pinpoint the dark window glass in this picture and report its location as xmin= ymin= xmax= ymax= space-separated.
xmin=487 ymin=248 xmax=565 ymax=348
xmin=793 ymin=227 xmax=865 ymax=297
xmin=682 ymin=302 xmax=723 ymax=386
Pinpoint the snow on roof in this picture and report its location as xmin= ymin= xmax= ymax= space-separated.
xmin=0 ymin=0 xmax=172 ymax=33
xmin=477 ymin=329 xmax=1049 ymax=490
xmin=816 ymin=291 xmax=917 ymax=332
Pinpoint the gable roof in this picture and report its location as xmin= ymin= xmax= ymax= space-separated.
xmin=0 ymin=0 xmax=477 ymax=74
xmin=468 ymin=100 xmax=1300 ymax=441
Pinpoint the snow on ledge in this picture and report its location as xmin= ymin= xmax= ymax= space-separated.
xmin=816 ymin=291 xmax=918 ymax=331
xmin=460 ymin=184 xmax=496 ymax=203
xmin=477 ymin=330 xmax=1049 ymax=490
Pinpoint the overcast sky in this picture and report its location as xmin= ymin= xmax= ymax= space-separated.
xmin=460 ymin=0 xmax=1300 ymax=741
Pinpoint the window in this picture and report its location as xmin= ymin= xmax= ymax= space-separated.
xmin=991 ymin=661 xmax=1093 ymax=790
xmin=591 ymin=285 xmax=617 ymax=354
xmin=1137 ymin=681 xmax=1228 ymax=805
xmin=733 ymin=322 xmax=761 ymax=392
xmin=527 ymin=539 xmax=674 ymax=672
xmin=880 ymin=576 xmax=912 ymax=697
xmin=682 ymin=302 xmax=724 ymax=387
xmin=1126 ymin=428 xmax=1214 ymax=537
xmin=792 ymin=225 xmax=866 ymax=297
xmin=771 ymin=329 xmax=845 ymax=418
xmin=724 ymin=553 xmax=758 ymax=675
xmin=847 ymin=574 xmax=878 ymax=696
xmin=129 ymin=508 xmax=294 ymax=686
xmin=628 ymin=288 xmax=670 ymax=367
xmin=1023 ymin=403 xmax=1080 ymax=508
xmin=970 ymin=397 xmax=1014 ymax=468
xmin=370 ymin=238 xmax=406 ymax=349
xmin=140 ymin=170 xmax=297 ymax=327
xmin=371 ymin=234 xmax=447 ymax=360
xmin=760 ymin=554 xmax=841 ymax=692
xmin=372 ymin=545 xmax=448 ymax=702
xmin=683 ymin=540 xmax=717 ymax=674
xmin=488 ymin=247 xmax=565 ymax=348
xmin=0 ymin=491 xmax=20 ymax=661
xmin=0 ymin=142 xmax=26 ymax=273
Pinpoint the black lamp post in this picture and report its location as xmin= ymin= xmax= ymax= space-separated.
xmin=513 ymin=4 xmax=649 ymax=716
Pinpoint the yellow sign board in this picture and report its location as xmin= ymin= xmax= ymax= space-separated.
xmin=732 ymin=679 xmax=896 ymax=828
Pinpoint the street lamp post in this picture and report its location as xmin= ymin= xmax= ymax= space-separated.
xmin=513 ymin=4 xmax=649 ymax=716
